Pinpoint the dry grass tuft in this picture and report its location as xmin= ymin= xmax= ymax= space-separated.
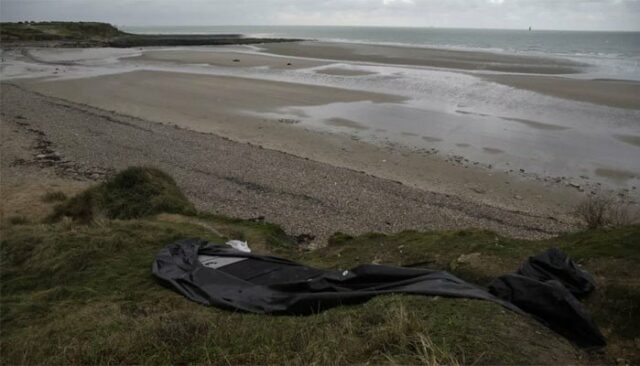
xmin=50 ymin=166 xmax=196 ymax=223
xmin=575 ymin=195 xmax=640 ymax=229
xmin=41 ymin=191 xmax=67 ymax=203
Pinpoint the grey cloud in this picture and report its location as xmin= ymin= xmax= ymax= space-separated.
xmin=1 ymin=0 xmax=638 ymax=30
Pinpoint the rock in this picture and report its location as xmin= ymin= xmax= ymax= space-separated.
xmin=568 ymin=181 xmax=581 ymax=189
xmin=451 ymin=252 xmax=482 ymax=270
xmin=514 ymin=194 xmax=523 ymax=200
xmin=36 ymin=153 xmax=61 ymax=161
xmin=457 ymin=252 xmax=481 ymax=264
xmin=471 ymin=187 xmax=486 ymax=194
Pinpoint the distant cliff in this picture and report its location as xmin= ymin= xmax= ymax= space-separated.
xmin=0 ymin=21 xmax=299 ymax=47
xmin=0 ymin=21 xmax=124 ymax=42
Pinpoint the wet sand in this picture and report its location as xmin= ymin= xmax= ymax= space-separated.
xmin=257 ymin=42 xmax=640 ymax=110
xmin=315 ymin=67 xmax=377 ymax=76
xmin=1 ymin=83 xmax=578 ymax=243
xmin=260 ymin=41 xmax=585 ymax=74
xmin=615 ymin=134 xmax=640 ymax=148
xmin=595 ymin=168 xmax=638 ymax=183
xmin=131 ymin=49 xmax=327 ymax=70
xmin=22 ymin=70 xmax=589 ymax=217
xmin=499 ymin=117 xmax=570 ymax=131
xmin=325 ymin=118 xmax=369 ymax=130
xmin=486 ymin=75 xmax=640 ymax=110
xmin=27 ymin=70 xmax=405 ymax=125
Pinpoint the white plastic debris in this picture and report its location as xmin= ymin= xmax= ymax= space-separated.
xmin=226 ymin=240 xmax=251 ymax=253
xmin=198 ymin=255 xmax=247 ymax=269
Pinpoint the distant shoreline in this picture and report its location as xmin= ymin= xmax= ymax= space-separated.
xmin=0 ymin=21 xmax=301 ymax=48
xmin=3 ymin=41 xmax=639 ymax=201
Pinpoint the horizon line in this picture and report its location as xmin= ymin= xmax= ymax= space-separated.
xmin=117 ymin=24 xmax=640 ymax=32
xmin=1 ymin=20 xmax=638 ymax=32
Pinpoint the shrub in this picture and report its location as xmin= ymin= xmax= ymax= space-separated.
xmin=7 ymin=216 xmax=29 ymax=225
xmin=608 ymin=201 xmax=640 ymax=227
xmin=41 ymin=191 xmax=68 ymax=203
xmin=575 ymin=194 xmax=640 ymax=229
xmin=50 ymin=167 xmax=196 ymax=223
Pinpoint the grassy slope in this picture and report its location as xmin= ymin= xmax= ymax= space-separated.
xmin=0 ymin=21 xmax=297 ymax=47
xmin=0 ymin=22 xmax=123 ymax=42
xmin=1 ymin=169 xmax=638 ymax=365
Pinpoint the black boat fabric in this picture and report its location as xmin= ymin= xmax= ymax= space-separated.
xmin=488 ymin=249 xmax=605 ymax=348
xmin=152 ymin=239 xmax=605 ymax=348
xmin=513 ymin=247 xmax=596 ymax=298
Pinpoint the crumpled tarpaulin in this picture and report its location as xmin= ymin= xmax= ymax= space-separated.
xmin=152 ymin=239 xmax=605 ymax=348
xmin=489 ymin=248 xmax=604 ymax=348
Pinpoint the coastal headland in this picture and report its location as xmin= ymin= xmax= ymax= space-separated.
xmin=0 ymin=21 xmax=300 ymax=47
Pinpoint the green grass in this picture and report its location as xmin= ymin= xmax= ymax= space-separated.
xmin=6 ymin=216 xmax=29 ymax=225
xmin=302 ymin=226 xmax=640 ymax=364
xmin=0 ymin=21 xmax=123 ymax=42
xmin=0 ymin=21 xmax=298 ymax=47
xmin=2 ymin=219 xmax=585 ymax=365
xmin=50 ymin=167 xmax=196 ymax=223
xmin=41 ymin=191 xmax=67 ymax=203
xmin=1 ymin=167 xmax=638 ymax=365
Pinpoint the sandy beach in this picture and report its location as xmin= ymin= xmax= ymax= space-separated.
xmin=132 ymin=49 xmax=328 ymax=69
xmin=3 ymin=40 xmax=640 ymax=243
xmin=485 ymin=75 xmax=640 ymax=110
xmin=259 ymin=41 xmax=640 ymax=109
xmin=21 ymin=69 xmax=593 ymax=214
xmin=1 ymin=83 xmax=575 ymax=244
xmin=260 ymin=41 xmax=586 ymax=74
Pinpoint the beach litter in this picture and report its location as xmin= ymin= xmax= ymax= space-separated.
xmin=154 ymin=240 xmax=605 ymax=349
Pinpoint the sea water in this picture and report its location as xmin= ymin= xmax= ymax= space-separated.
xmin=122 ymin=25 xmax=640 ymax=80
xmin=17 ymin=26 xmax=636 ymax=192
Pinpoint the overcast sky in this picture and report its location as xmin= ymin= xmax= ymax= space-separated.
xmin=2 ymin=0 xmax=639 ymax=31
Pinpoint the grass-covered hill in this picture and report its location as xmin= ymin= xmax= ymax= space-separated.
xmin=1 ymin=167 xmax=638 ymax=365
xmin=0 ymin=21 xmax=123 ymax=42
xmin=0 ymin=21 xmax=298 ymax=47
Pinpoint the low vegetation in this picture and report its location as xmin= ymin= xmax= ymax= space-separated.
xmin=1 ymin=167 xmax=638 ymax=365
xmin=575 ymin=194 xmax=640 ymax=229
xmin=0 ymin=21 xmax=300 ymax=47
xmin=49 ymin=167 xmax=196 ymax=223
xmin=41 ymin=191 xmax=67 ymax=203
xmin=0 ymin=21 xmax=123 ymax=42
